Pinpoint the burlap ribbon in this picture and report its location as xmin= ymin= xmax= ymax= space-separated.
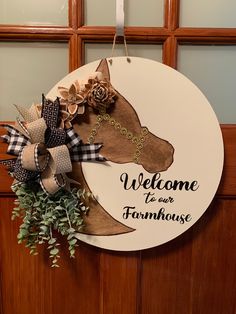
xmin=0 ymin=95 xmax=105 ymax=194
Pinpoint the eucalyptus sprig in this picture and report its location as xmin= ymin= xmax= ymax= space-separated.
xmin=12 ymin=182 xmax=92 ymax=267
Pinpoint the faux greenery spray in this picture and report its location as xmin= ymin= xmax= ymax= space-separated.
xmin=12 ymin=182 xmax=93 ymax=267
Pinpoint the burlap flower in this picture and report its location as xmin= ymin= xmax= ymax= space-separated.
xmin=83 ymin=76 xmax=117 ymax=111
xmin=58 ymin=81 xmax=85 ymax=125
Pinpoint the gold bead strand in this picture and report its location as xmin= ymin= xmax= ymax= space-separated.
xmin=87 ymin=108 xmax=109 ymax=144
xmin=133 ymin=127 xmax=149 ymax=163
xmin=88 ymin=109 xmax=149 ymax=163
xmin=88 ymin=114 xmax=104 ymax=144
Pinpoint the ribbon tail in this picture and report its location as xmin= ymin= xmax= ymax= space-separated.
xmin=0 ymin=158 xmax=17 ymax=171
xmin=70 ymin=143 xmax=106 ymax=162
xmin=0 ymin=124 xmax=16 ymax=133
xmin=90 ymin=143 xmax=106 ymax=161
xmin=0 ymin=134 xmax=10 ymax=143
xmin=41 ymin=96 xmax=60 ymax=129
xmin=15 ymin=118 xmax=30 ymax=139
xmin=62 ymin=173 xmax=80 ymax=192
xmin=0 ymin=124 xmax=31 ymax=155
xmin=97 ymin=154 xmax=107 ymax=161
xmin=14 ymin=104 xmax=40 ymax=123
xmin=66 ymin=127 xmax=81 ymax=149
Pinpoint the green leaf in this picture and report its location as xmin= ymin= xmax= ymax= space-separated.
xmin=48 ymin=238 xmax=56 ymax=245
xmin=55 ymin=206 xmax=64 ymax=210
xmin=40 ymin=226 xmax=48 ymax=233
xmin=60 ymin=217 xmax=68 ymax=222
xmin=69 ymin=239 xmax=77 ymax=245
xmin=15 ymin=189 xmax=25 ymax=196
xmin=18 ymin=229 xmax=28 ymax=237
xmin=70 ymin=249 xmax=75 ymax=257
xmin=50 ymin=248 xmax=59 ymax=256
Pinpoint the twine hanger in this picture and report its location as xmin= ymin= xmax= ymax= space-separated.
xmin=109 ymin=0 xmax=131 ymax=65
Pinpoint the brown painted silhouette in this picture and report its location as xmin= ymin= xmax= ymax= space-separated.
xmin=71 ymin=59 xmax=174 ymax=236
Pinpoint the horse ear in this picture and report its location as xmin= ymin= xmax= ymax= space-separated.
xmin=96 ymin=59 xmax=110 ymax=81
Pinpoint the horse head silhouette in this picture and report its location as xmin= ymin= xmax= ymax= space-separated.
xmin=73 ymin=59 xmax=174 ymax=173
xmin=68 ymin=59 xmax=175 ymax=236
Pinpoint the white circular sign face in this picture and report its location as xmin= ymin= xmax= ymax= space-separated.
xmin=48 ymin=57 xmax=224 ymax=251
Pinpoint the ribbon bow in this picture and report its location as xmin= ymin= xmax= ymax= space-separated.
xmin=0 ymin=96 xmax=105 ymax=194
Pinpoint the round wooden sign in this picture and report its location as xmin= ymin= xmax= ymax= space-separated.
xmin=47 ymin=57 xmax=224 ymax=251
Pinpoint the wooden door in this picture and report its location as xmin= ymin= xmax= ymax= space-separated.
xmin=1 ymin=1 xmax=236 ymax=313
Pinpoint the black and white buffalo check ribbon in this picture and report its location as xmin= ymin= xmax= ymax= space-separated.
xmin=70 ymin=143 xmax=104 ymax=162
xmin=0 ymin=124 xmax=30 ymax=155
xmin=66 ymin=127 xmax=105 ymax=162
